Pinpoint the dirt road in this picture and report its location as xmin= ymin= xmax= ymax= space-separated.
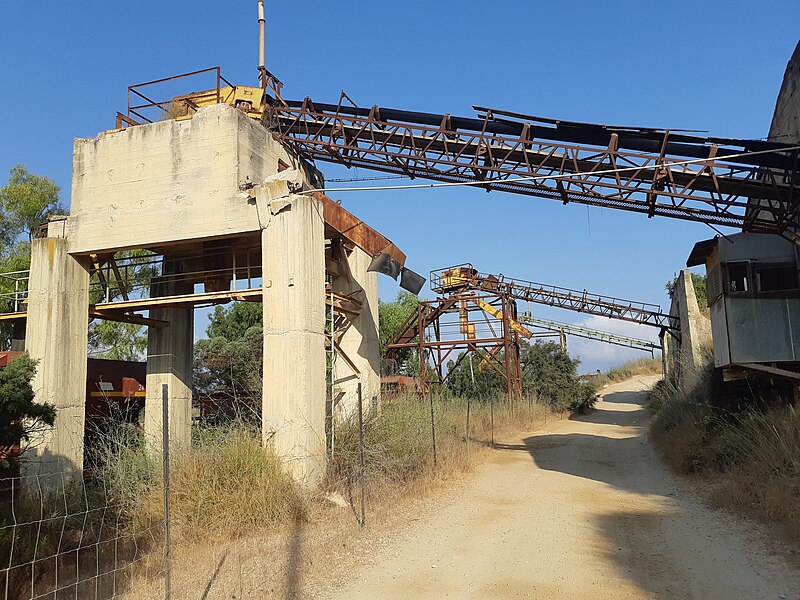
xmin=323 ymin=377 xmax=800 ymax=600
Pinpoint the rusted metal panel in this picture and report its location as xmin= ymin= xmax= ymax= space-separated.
xmin=314 ymin=191 xmax=406 ymax=266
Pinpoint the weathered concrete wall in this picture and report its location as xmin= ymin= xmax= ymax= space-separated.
xmin=769 ymin=41 xmax=800 ymax=143
xmin=68 ymin=104 xmax=319 ymax=255
xmin=23 ymin=232 xmax=90 ymax=476
xmin=669 ymin=270 xmax=712 ymax=391
xmin=332 ymin=245 xmax=381 ymax=419
xmin=261 ymin=192 xmax=327 ymax=485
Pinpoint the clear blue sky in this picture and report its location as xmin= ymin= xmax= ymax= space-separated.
xmin=1 ymin=1 xmax=798 ymax=371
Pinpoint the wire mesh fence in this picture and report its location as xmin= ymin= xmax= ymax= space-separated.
xmin=0 ymin=378 xmax=553 ymax=599
xmin=0 ymin=466 xmax=167 ymax=600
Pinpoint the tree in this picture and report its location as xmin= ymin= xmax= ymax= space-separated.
xmin=378 ymin=291 xmax=420 ymax=374
xmin=665 ymin=272 xmax=707 ymax=310
xmin=89 ymin=321 xmax=148 ymax=361
xmin=206 ymin=302 xmax=262 ymax=341
xmin=521 ymin=341 xmax=596 ymax=412
xmin=445 ymin=350 xmax=506 ymax=398
xmin=0 ymin=166 xmax=64 ymax=351
xmin=0 ymin=165 xmax=63 ymax=242
xmin=0 ymin=353 xmax=55 ymax=465
xmin=193 ymin=303 xmax=263 ymax=424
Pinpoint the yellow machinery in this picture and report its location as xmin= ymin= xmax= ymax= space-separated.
xmin=458 ymin=299 xmax=476 ymax=338
xmin=170 ymin=85 xmax=265 ymax=121
xmin=472 ymin=298 xmax=534 ymax=339
xmin=440 ymin=266 xmax=478 ymax=292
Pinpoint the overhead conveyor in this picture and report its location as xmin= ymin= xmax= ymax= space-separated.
xmin=517 ymin=313 xmax=661 ymax=355
xmin=264 ymin=92 xmax=800 ymax=241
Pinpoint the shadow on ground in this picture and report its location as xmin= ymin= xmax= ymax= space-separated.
xmin=496 ymin=385 xmax=698 ymax=599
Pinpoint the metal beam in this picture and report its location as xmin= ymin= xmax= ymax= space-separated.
xmin=316 ymin=192 xmax=406 ymax=267
xmin=518 ymin=313 xmax=660 ymax=353
xmin=267 ymin=98 xmax=800 ymax=237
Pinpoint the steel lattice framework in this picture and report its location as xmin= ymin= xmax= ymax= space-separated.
xmin=428 ymin=266 xmax=677 ymax=331
xmin=265 ymin=96 xmax=800 ymax=237
xmin=517 ymin=313 xmax=660 ymax=354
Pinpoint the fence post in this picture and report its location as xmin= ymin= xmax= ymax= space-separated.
xmin=429 ymin=389 xmax=438 ymax=467
xmin=465 ymin=395 xmax=471 ymax=449
xmin=161 ymin=384 xmax=172 ymax=600
xmin=357 ymin=383 xmax=366 ymax=528
xmin=490 ymin=393 xmax=495 ymax=448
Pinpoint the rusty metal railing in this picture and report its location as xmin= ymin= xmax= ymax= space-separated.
xmin=118 ymin=67 xmax=235 ymax=128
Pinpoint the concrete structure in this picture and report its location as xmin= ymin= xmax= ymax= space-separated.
xmin=23 ymin=220 xmax=90 ymax=475
xmin=144 ymin=264 xmax=194 ymax=450
xmin=769 ymin=41 xmax=800 ymax=144
xmin=19 ymin=103 xmax=397 ymax=486
xmin=332 ymin=245 xmax=381 ymax=419
xmin=668 ymin=270 xmax=712 ymax=391
xmin=261 ymin=190 xmax=326 ymax=483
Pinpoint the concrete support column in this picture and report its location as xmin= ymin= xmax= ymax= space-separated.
xmin=332 ymin=246 xmax=381 ymax=420
xmin=23 ymin=237 xmax=90 ymax=476
xmin=262 ymin=194 xmax=327 ymax=485
xmin=145 ymin=262 xmax=193 ymax=451
xmin=670 ymin=269 xmax=712 ymax=392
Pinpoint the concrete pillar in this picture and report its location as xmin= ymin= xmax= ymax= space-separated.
xmin=669 ymin=269 xmax=712 ymax=392
xmin=23 ymin=236 xmax=90 ymax=476
xmin=145 ymin=261 xmax=193 ymax=451
xmin=262 ymin=194 xmax=327 ymax=485
xmin=332 ymin=245 xmax=381 ymax=420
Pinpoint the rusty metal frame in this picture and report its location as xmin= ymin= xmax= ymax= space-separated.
xmin=266 ymin=96 xmax=800 ymax=237
xmin=126 ymin=67 xmax=234 ymax=125
xmin=429 ymin=265 xmax=677 ymax=331
xmin=386 ymin=291 xmax=524 ymax=402
xmin=518 ymin=312 xmax=660 ymax=354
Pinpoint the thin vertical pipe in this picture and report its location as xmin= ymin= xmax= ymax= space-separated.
xmin=490 ymin=393 xmax=495 ymax=448
xmin=258 ymin=0 xmax=266 ymax=69
xmin=330 ymin=289 xmax=335 ymax=459
xmin=161 ymin=384 xmax=171 ymax=600
xmin=429 ymin=388 xmax=438 ymax=467
xmin=357 ymin=382 xmax=366 ymax=528
xmin=465 ymin=395 xmax=471 ymax=448
xmin=232 ymin=249 xmax=237 ymax=291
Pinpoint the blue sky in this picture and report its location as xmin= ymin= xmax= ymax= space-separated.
xmin=1 ymin=1 xmax=798 ymax=372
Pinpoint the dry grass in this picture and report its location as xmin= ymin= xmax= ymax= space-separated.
xmin=326 ymin=394 xmax=552 ymax=502
xmin=648 ymin=366 xmax=800 ymax=544
xmin=94 ymin=394 xmax=553 ymax=547
xmin=97 ymin=422 xmax=306 ymax=544
xmin=592 ymin=357 xmax=662 ymax=389
xmin=112 ymin=394 xmax=556 ymax=598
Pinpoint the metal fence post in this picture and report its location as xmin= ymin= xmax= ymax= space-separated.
xmin=490 ymin=393 xmax=495 ymax=448
xmin=161 ymin=384 xmax=172 ymax=600
xmin=357 ymin=383 xmax=366 ymax=528
xmin=429 ymin=389 xmax=438 ymax=467
xmin=465 ymin=395 xmax=471 ymax=449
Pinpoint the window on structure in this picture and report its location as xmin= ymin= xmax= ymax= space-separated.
xmin=726 ymin=262 xmax=749 ymax=293
xmin=754 ymin=263 xmax=799 ymax=292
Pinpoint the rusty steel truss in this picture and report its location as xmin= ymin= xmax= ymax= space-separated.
xmin=385 ymin=264 xmax=673 ymax=400
xmin=386 ymin=290 xmax=525 ymax=401
xmin=428 ymin=265 xmax=677 ymax=332
xmin=265 ymin=95 xmax=800 ymax=239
